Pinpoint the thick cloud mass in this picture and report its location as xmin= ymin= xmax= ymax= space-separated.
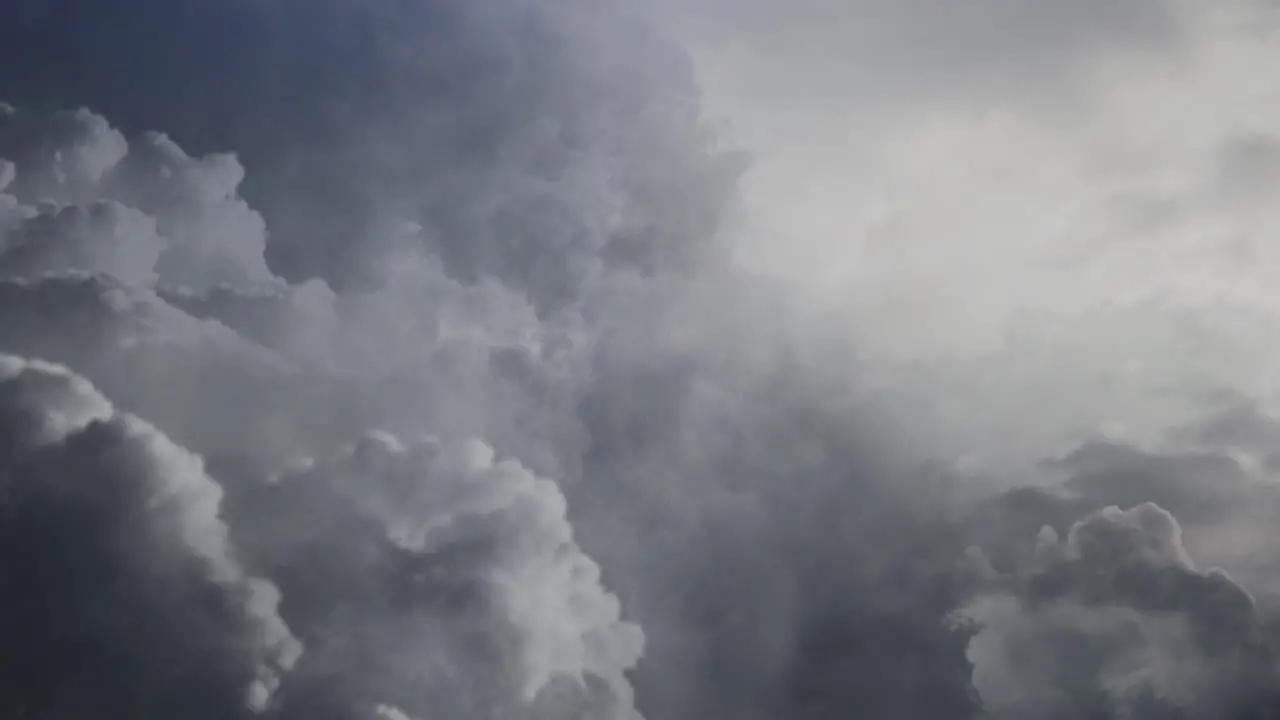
xmin=0 ymin=0 xmax=744 ymax=300
xmin=0 ymin=103 xmax=274 ymax=289
xmin=959 ymin=397 xmax=1280 ymax=718
xmin=0 ymin=52 xmax=980 ymax=720
xmin=5 ymin=1 xmax=1280 ymax=719
xmin=0 ymin=355 xmax=299 ymax=718
xmin=225 ymin=433 xmax=644 ymax=720
xmin=966 ymin=503 xmax=1280 ymax=718
xmin=0 ymin=94 xmax=654 ymax=717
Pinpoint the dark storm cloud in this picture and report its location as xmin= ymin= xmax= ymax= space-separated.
xmin=966 ymin=502 xmax=1280 ymax=718
xmin=0 ymin=103 xmax=559 ymax=467
xmin=0 ymin=91 xmax=987 ymax=720
xmin=1 ymin=2 xmax=1240 ymax=719
xmin=0 ymin=355 xmax=300 ymax=718
xmin=961 ymin=395 xmax=1280 ymax=717
xmin=0 ymin=354 xmax=647 ymax=720
xmin=0 ymin=0 xmax=744 ymax=301
xmin=0 ymin=99 xmax=653 ymax=716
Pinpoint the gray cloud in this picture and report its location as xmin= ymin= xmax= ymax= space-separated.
xmin=0 ymin=355 xmax=300 ymax=717
xmin=668 ymin=0 xmax=1186 ymax=107
xmin=958 ymin=392 xmax=1280 ymax=718
xmin=0 ymin=91 xmax=983 ymax=720
xmin=7 ymin=2 xmax=1275 ymax=720
xmin=0 ymin=104 xmax=274 ymax=289
xmin=0 ymin=200 xmax=165 ymax=286
xmin=966 ymin=502 xmax=1280 ymax=718
xmin=221 ymin=432 xmax=645 ymax=720
xmin=0 ymin=0 xmax=744 ymax=301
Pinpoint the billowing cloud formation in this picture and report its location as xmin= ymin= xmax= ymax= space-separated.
xmin=0 ymin=103 xmax=563 ymax=467
xmin=958 ymin=395 xmax=1280 ymax=718
xmin=0 ymin=98 xmax=983 ymax=712
xmin=0 ymin=355 xmax=299 ymax=718
xmin=0 ymin=350 xmax=647 ymax=720
xmin=0 ymin=98 xmax=654 ymax=717
xmin=966 ymin=502 xmax=1280 ymax=718
xmin=10 ymin=1 xmax=1280 ymax=719
xmin=224 ymin=433 xmax=644 ymax=720
xmin=0 ymin=0 xmax=744 ymax=301
xmin=0 ymin=71 xmax=980 ymax=720
xmin=0 ymin=103 xmax=273 ymax=289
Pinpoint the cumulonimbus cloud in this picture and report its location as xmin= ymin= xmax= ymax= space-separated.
xmin=6 ymin=2 xmax=1280 ymax=719
xmin=0 ymin=99 xmax=651 ymax=719
xmin=0 ymin=354 xmax=300 ymax=718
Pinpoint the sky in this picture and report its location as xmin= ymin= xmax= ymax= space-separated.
xmin=3 ymin=1 xmax=1280 ymax=719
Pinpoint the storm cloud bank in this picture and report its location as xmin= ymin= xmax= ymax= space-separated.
xmin=0 ymin=95 xmax=649 ymax=719
xmin=3 ymin=1 xmax=1280 ymax=719
xmin=0 ymin=89 xmax=978 ymax=718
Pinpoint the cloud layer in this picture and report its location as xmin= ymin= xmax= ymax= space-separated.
xmin=0 ymin=94 xmax=652 ymax=720
xmin=5 ymin=1 xmax=1280 ymax=719
xmin=0 ymin=27 xmax=981 ymax=719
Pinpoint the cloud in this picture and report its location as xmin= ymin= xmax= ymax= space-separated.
xmin=665 ymin=0 xmax=1186 ymax=109
xmin=957 ymin=390 xmax=1280 ymax=718
xmin=0 ymin=92 xmax=993 ymax=720
xmin=0 ymin=106 xmax=573 ymax=469
xmin=0 ymin=350 xmax=654 ymax=719
xmin=0 ymin=74 xmax=658 ymax=717
xmin=0 ymin=271 xmax=328 ymax=460
xmin=13 ymin=2 xmax=1280 ymax=719
xmin=0 ymin=354 xmax=300 ymax=717
xmin=0 ymin=0 xmax=744 ymax=302
xmin=220 ymin=432 xmax=645 ymax=720
xmin=655 ymin=0 xmax=1280 ymax=381
xmin=0 ymin=199 xmax=165 ymax=286
xmin=965 ymin=502 xmax=1280 ymax=718
xmin=0 ymin=104 xmax=274 ymax=289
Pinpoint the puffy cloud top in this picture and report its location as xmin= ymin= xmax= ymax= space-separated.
xmin=967 ymin=499 xmax=1280 ymax=718
xmin=0 ymin=104 xmax=275 ymax=290
xmin=228 ymin=432 xmax=645 ymax=719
